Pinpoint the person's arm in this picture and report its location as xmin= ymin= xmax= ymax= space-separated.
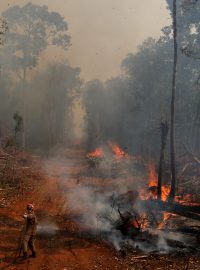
xmin=22 ymin=212 xmax=28 ymax=219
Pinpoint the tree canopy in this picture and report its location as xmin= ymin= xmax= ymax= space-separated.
xmin=1 ymin=2 xmax=70 ymax=74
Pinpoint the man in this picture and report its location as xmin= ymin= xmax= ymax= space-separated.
xmin=22 ymin=203 xmax=37 ymax=259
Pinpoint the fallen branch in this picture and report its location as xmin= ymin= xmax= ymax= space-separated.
xmin=183 ymin=144 xmax=200 ymax=165
xmin=140 ymin=199 xmax=200 ymax=221
xmin=0 ymin=150 xmax=15 ymax=159
xmin=178 ymin=162 xmax=192 ymax=176
xmin=132 ymin=255 xmax=149 ymax=259
xmin=0 ymin=188 xmax=14 ymax=191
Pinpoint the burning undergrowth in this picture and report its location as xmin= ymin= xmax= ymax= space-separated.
xmin=86 ymin=142 xmax=144 ymax=178
xmin=66 ymin=182 xmax=199 ymax=254
xmin=42 ymin=146 xmax=200 ymax=255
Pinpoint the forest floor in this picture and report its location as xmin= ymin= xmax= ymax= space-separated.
xmin=0 ymin=146 xmax=200 ymax=270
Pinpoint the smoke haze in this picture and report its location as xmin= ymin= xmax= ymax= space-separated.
xmin=0 ymin=0 xmax=170 ymax=81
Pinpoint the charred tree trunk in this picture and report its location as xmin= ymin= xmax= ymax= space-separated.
xmin=141 ymin=199 xmax=200 ymax=221
xmin=169 ymin=0 xmax=178 ymax=201
xmin=157 ymin=121 xmax=169 ymax=200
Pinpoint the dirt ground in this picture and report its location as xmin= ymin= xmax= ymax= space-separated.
xmin=0 ymin=147 xmax=199 ymax=270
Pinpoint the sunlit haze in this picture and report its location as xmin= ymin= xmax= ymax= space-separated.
xmin=0 ymin=0 xmax=170 ymax=81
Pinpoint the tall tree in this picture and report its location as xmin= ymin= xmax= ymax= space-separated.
xmin=169 ymin=0 xmax=178 ymax=201
xmin=180 ymin=0 xmax=200 ymax=152
xmin=1 ymin=3 xmax=71 ymax=148
xmin=157 ymin=121 xmax=169 ymax=200
xmin=1 ymin=3 xmax=70 ymax=79
xmin=26 ymin=63 xmax=81 ymax=151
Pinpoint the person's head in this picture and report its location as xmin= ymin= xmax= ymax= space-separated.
xmin=26 ymin=203 xmax=34 ymax=212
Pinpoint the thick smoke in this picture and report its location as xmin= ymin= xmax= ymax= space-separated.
xmin=42 ymin=150 xmax=196 ymax=254
xmin=83 ymin=33 xmax=200 ymax=160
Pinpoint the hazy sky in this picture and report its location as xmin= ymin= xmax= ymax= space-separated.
xmin=0 ymin=0 xmax=171 ymax=81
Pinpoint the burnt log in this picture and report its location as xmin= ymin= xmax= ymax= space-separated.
xmin=140 ymin=199 xmax=200 ymax=221
xmin=115 ymin=209 xmax=141 ymax=237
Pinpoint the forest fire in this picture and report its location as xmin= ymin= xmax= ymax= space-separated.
xmin=87 ymin=148 xmax=104 ymax=158
xmin=86 ymin=143 xmax=131 ymax=170
xmin=144 ymin=163 xmax=197 ymax=205
xmin=138 ymin=162 xmax=170 ymax=202
xmin=87 ymin=142 xmax=130 ymax=160
xmin=1 ymin=0 xmax=200 ymax=268
xmin=87 ymin=147 xmax=200 ymax=248
xmin=157 ymin=212 xmax=176 ymax=229
xmin=148 ymin=162 xmax=157 ymax=187
xmin=109 ymin=142 xmax=130 ymax=159
xmin=135 ymin=162 xmax=200 ymax=231
xmin=147 ymin=163 xmax=170 ymax=201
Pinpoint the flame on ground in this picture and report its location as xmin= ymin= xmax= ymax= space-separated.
xmin=157 ymin=212 xmax=177 ymax=230
xmin=161 ymin=185 xmax=170 ymax=202
xmin=87 ymin=142 xmax=130 ymax=160
xmin=147 ymin=163 xmax=170 ymax=201
xmin=87 ymin=148 xmax=104 ymax=158
xmin=109 ymin=142 xmax=130 ymax=159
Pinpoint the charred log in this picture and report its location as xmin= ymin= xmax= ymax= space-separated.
xmin=140 ymin=199 xmax=200 ymax=221
xmin=115 ymin=209 xmax=141 ymax=237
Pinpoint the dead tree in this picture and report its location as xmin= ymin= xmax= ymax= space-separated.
xmin=183 ymin=143 xmax=200 ymax=165
xmin=169 ymin=0 xmax=178 ymax=202
xmin=157 ymin=121 xmax=169 ymax=200
xmin=140 ymin=199 xmax=200 ymax=221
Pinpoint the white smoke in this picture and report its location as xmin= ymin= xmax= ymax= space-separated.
xmin=41 ymin=153 xmax=197 ymax=254
xmin=66 ymin=185 xmax=118 ymax=231
xmin=37 ymin=222 xmax=59 ymax=236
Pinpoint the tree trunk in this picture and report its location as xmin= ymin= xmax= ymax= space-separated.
xmin=157 ymin=121 xmax=169 ymax=200
xmin=169 ymin=0 xmax=178 ymax=201
xmin=21 ymin=67 xmax=27 ymax=149
xmin=141 ymin=199 xmax=200 ymax=221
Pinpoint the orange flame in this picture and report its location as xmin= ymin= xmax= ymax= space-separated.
xmin=148 ymin=163 xmax=157 ymax=188
xmin=109 ymin=142 xmax=129 ymax=159
xmin=140 ymin=162 xmax=199 ymax=229
xmin=87 ymin=148 xmax=104 ymax=158
xmin=161 ymin=185 xmax=170 ymax=202
xmin=157 ymin=212 xmax=177 ymax=229
xmin=147 ymin=163 xmax=171 ymax=201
